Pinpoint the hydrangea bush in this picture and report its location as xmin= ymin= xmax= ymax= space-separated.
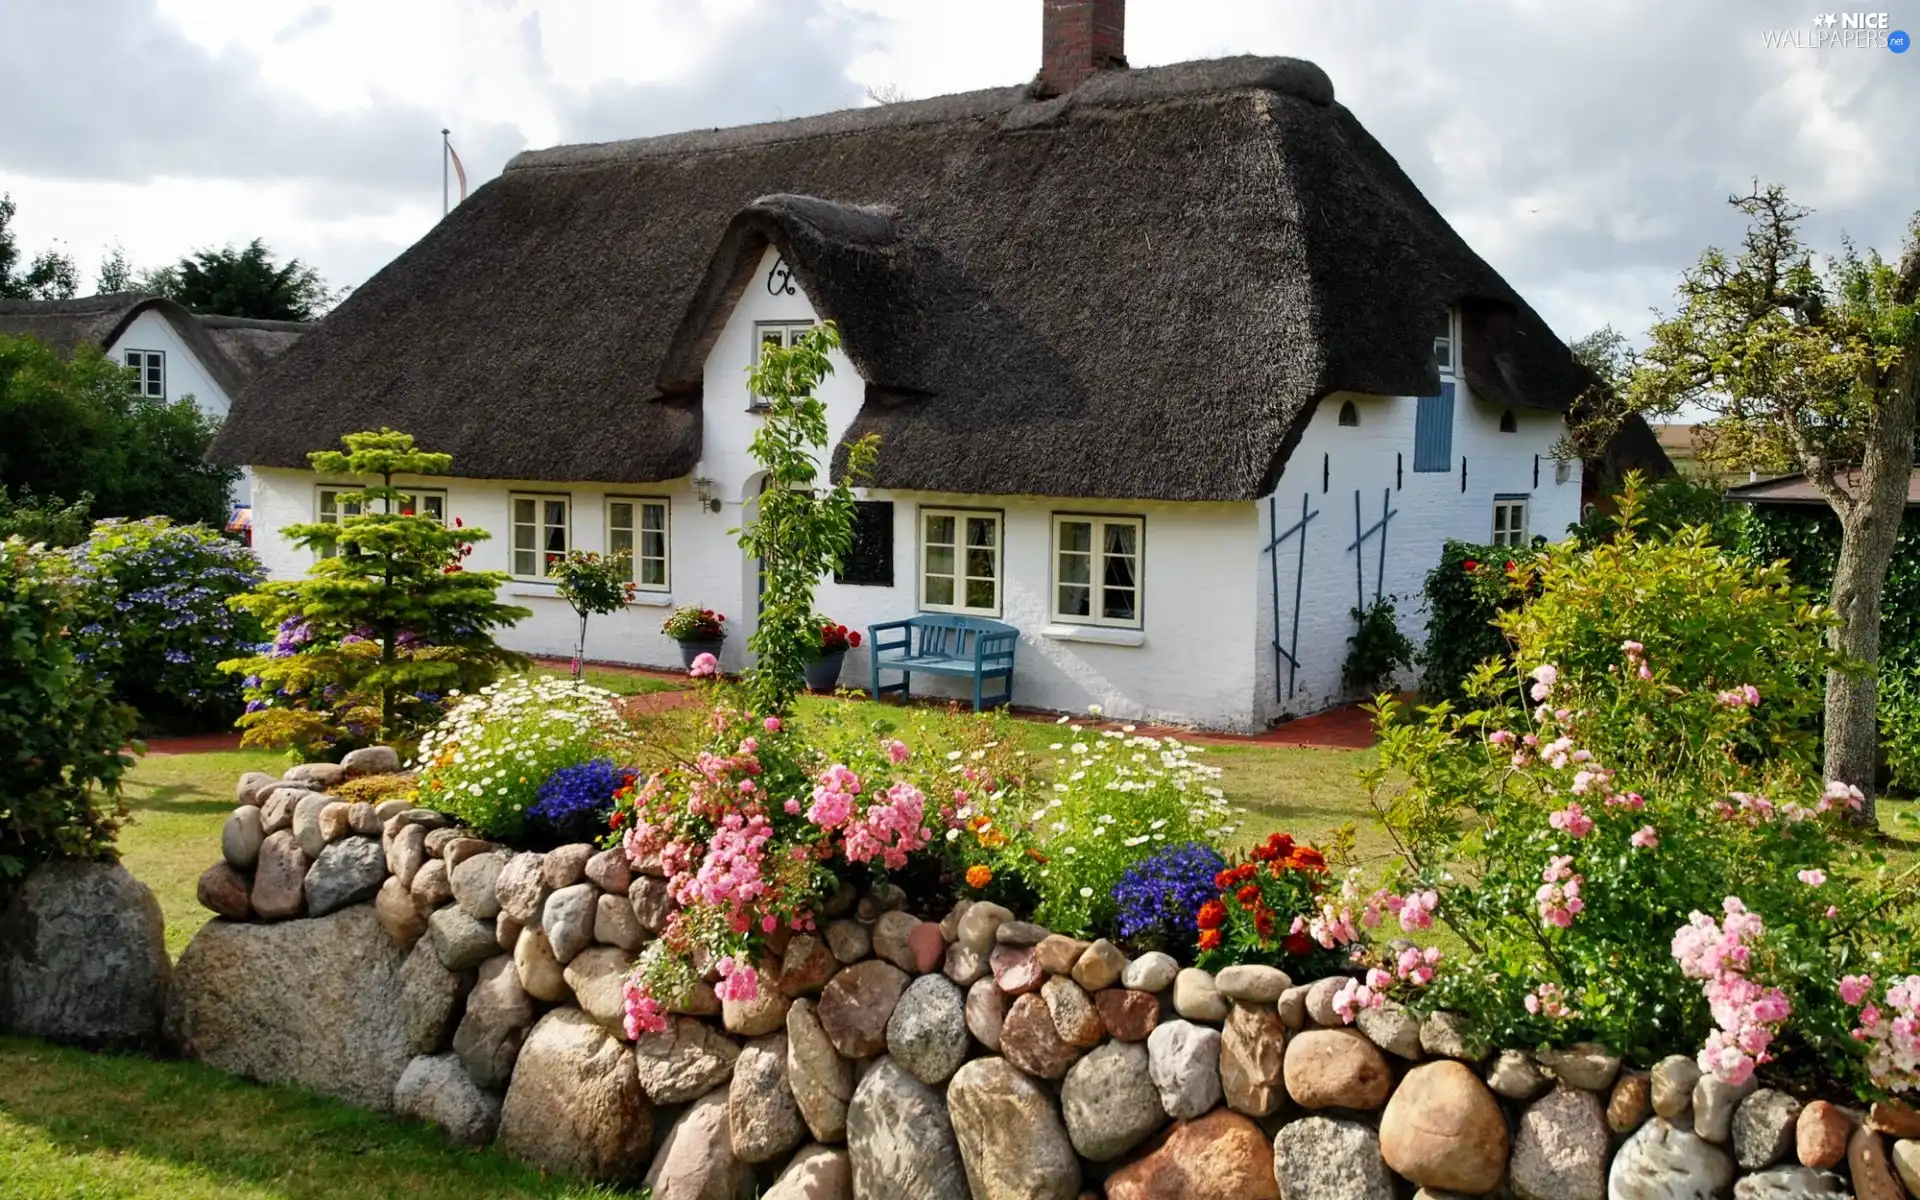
xmin=1364 ymin=497 xmax=1918 ymax=1099
xmin=414 ymin=676 xmax=631 ymax=841
xmin=67 ymin=517 xmax=264 ymax=733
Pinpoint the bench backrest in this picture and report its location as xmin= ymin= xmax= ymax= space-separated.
xmin=909 ymin=614 xmax=1017 ymax=664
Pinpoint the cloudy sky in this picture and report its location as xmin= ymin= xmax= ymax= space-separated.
xmin=2 ymin=0 xmax=1914 ymax=344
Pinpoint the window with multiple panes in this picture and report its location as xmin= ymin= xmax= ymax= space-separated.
xmin=835 ymin=500 xmax=894 ymax=586
xmin=510 ymin=494 xmax=570 ymax=579
xmin=400 ymin=489 xmax=447 ymax=524
xmin=315 ymin=487 xmax=363 ymax=558
xmin=1431 ymin=308 xmax=1455 ymax=376
xmin=1053 ymin=515 xmax=1143 ymax=629
xmin=920 ymin=509 xmax=1000 ymax=616
xmin=1492 ymin=496 xmax=1529 ymax=547
xmin=608 ymin=497 xmax=670 ymax=590
xmin=751 ymin=321 xmax=817 ymax=408
xmin=124 ymin=349 xmax=165 ymax=398
xmin=1414 ymin=308 xmax=1458 ymax=473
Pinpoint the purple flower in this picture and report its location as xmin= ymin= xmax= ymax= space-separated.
xmin=1113 ymin=842 xmax=1228 ymax=956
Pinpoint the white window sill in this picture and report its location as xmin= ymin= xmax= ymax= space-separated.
xmin=508 ymin=585 xmax=674 ymax=609
xmin=1040 ymin=624 xmax=1145 ymax=647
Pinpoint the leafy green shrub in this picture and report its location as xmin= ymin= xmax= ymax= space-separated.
xmin=1366 ymin=509 xmax=1916 ymax=1097
xmin=548 ymin=550 xmax=638 ymax=678
xmin=1570 ymin=471 xmax=1746 ymax=547
xmin=0 ymin=486 xmax=90 ymax=546
xmin=414 ymin=676 xmax=631 ymax=841
xmin=67 ymin=517 xmax=265 ymax=734
xmin=0 ymin=538 xmax=136 ymax=887
xmin=1740 ymin=502 xmax=1920 ymax=790
xmin=1343 ymin=597 xmax=1415 ymax=694
xmin=1416 ymin=541 xmax=1541 ymax=707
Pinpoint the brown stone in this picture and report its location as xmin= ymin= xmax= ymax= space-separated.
xmin=1042 ymin=976 xmax=1104 ymax=1048
xmin=409 ymin=858 xmax=452 ymax=908
xmin=1379 ymin=1059 xmax=1509 ymax=1194
xmin=990 ymin=943 xmax=1044 ymax=995
xmin=778 ymin=934 xmax=838 ymax=996
xmin=1103 ymin=1109 xmax=1279 ymax=1200
xmin=441 ymin=836 xmax=490 ymax=871
xmin=318 ymin=801 xmax=353 ymax=844
xmin=583 ymin=847 xmax=631 ymax=894
xmin=1608 ymin=1071 xmax=1652 ymax=1133
xmin=373 ymin=876 xmax=431 ymax=947
xmin=1095 ymin=988 xmax=1161 ymax=1042
xmin=908 ymin=922 xmax=945 ymax=974
xmin=1798 ymin=1100 xmax=1852 ymax=1169
xmin=814 ymin=959 xmax=908 ymax=1059
xmin=249 ymin=830 xmax=309 ymax=920
xmin=1219 ymin=1000 xmax=1286 ymax=1117
xmin=541 ymin=843 xmax=594 ymax=889
xmin=965 ymin=978 xmax=1008 ymax=1050
xmin=1282 ymin=1027 xmax=1392 ymax=1111
xmin=196 ymin=862 xmax=252 ymax=919
xmin=1036 ymin=934 xmax=1090 ymax=976
xmin=1000 ymin=992 xmax=1084 ymax=1080
xmin=1871 ymin=1101 xmax=1920 ymax=1139
xmin=629 ymin=875 xmax=672 ymax=935
xmin=722 ymin=966 xmax=792 ymax=1038
xmin=1852 ymin=1125 xmax=1906 ymax=1200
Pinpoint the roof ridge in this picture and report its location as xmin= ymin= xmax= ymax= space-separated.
xmin=507 ymin=54 xmax=1333 ymax=174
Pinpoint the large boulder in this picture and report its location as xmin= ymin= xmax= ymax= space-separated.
xmin=765 ymin=1143 xmax=852 ymax=1200
xmin=729 ymin=1031 xmax=806 ymax=1164
xmin=1271 ymin=1115 xmax=1392 ymax=1200
xmin=497 ymin=1008 xmax=652 ymax=1183
xmin=1608 ymin=1117 xmax=1735 ymax=1200
xmin=846 ymin=1056 xmax=968 ymax=1200
xmin=393 ymin=1052 xmax=502 ymax=1145
xmin=1511 ymin=1085 xmax=1610 ymax=1200
xmin=1106 ymin=1108 xmax=1280 ymax=1200
xmin=1060 ymin=1039 xmax=1166 ymax=1162
xmin=788 ymin=997 xmax=855 ymax=1143
xmin=635 ymin=1015 xmax=743 ymax=1105
xmin=948 ymin=1056 xmax=1081 ymax=1200
xmin=1283 ymin=1027 xmax=1392 ymax=1111
xmin=1378 ymin=1060 xmax=1509 ymax=1194
xmin=165 ymin=904 xmax=425 ymax=1109
xmin=453 ymin=954 xmax=534 ymax=1090
xmin=0 ymin=861 xmax=170 ymax=1049
xmin=643 ymin=1090 xmax=756 ymax=1200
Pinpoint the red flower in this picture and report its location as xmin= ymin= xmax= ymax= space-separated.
xmin=1463 ymin=559 xmax=1479 ymax=573
xmin=1287 ymin=847 xmax=1327 ymax=873
xmin=1283 ymin=932 xmax=1314 ymax=956
xmin=1253 ymin=907 xmax=1277 ymax=941
xmin=1196 ymin=899 xmax=1227 ymax=931
xmin=1197 ymin=928 xmax=1223 ymax=951
xmin=849 ymin=631 xmax=862 ymax=648
xmin=1234 ymin=883 xmax=1261 ymax=907
xmin=1214 ymin=869 xmax=1234 ymax=891
xmin=1504 ymin=560 xmax=1516 ymax=572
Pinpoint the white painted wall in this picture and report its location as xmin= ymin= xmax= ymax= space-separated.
xmin=108 ymin=310 xmax=252 ymax=506
xmin=1252 ymin=381 xmax=1580 ymax=722
xmin=248 ymin=244 xmax=1576 ymax=730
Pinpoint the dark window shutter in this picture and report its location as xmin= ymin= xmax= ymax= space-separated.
xmin=836 ymin=501 xmax=894 ymax=586
xmin=1413 ymin=381 xmax=1455 ymax=472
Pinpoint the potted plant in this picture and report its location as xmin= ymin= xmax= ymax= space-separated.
xmin=804 ymin=619 xmax=862 ymax=692
xmin=662 ymin=605 xmax=726 ymax=667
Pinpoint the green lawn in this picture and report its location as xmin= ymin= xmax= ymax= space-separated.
xmin=537 ymin=664 xmax=686 ymax=697
xmin=0 ymin=1037 xmax=613 ymax=1200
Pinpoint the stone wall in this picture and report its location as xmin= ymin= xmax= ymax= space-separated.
xmin=169 ymin=760 xmax=1920 ymax=1199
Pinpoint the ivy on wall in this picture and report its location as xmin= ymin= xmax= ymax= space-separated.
xmin=1416 ymin=540 xmax=1544 ymax=709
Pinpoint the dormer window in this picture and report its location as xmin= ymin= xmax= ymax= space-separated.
xmin=1432 ymin=308 xmax=1456 ymax=377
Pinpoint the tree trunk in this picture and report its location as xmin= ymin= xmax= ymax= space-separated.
xmin=574 ymin=613 xmax=588 ymax=679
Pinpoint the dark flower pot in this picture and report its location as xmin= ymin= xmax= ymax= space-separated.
xmin=678 ymin=637 xmax=724 ymax=668
xmin=804 ymin=650 xmax=847 ymax=692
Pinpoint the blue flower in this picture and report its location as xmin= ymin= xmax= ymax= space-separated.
xmin=1112 ymin=842 xmax=1228 ymax=956
xmin=530 ymin=759 xmax=633 ymax=842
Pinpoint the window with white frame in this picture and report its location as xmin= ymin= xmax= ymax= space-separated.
xmin=750 ymin=321 xmax=817 ymax=408
xmin=608 ymin=497 xmax=670 ymax=590
xmin=315 ymin=487 xmax=363 ymax=558
xmin=1432 ymin=308 xmax=1456 ymax=377
xmin=124 ymin=349 xmax=165 ymax=398
xmin=510 ymin=494 xmax=571 ymax=579
xmin=921 ymin=509 xmax=1000 ymax=615
xmin=1053 ymin=515 xmax=1143 ymax=628
xmin=1492 ymin=496 xmax=1529 ymax=547
xmin=400 ymin=489 xmax=447 ymax=524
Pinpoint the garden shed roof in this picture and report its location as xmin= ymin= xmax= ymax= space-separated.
xmin=211 ymin=55 xmax=1590 ymax=501
xmin=0 ymin=293 xmax=311 ymax=397
xmin=1725 ymin=469 xmax=1920 ymax=509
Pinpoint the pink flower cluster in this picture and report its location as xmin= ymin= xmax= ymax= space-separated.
xmin=1528 ymin=663 xmax=1558 ymax=702
xmin=1332 ymin=968 xmax=1394 ymax=1023
xmin=1363 ymin=888 xmax=1437 ymax=933
xmin=1549 ymin=801 xmax=1595 ymax=839
xmin=1715 ymin=684 xmax=1761 ymax=708
xmin=1621 ymin=640 xmax=1652 ymax=681
xmin=1296 ymin=875 xmax=1368 ymax=949
xmin=715 ymin=952 xmax=760 ymax=1003
xmin=1842 ymin=974 xmax=1920 ymax=1093
xmin=622 ymin=976 xmax=669 ymax=1037
xmin=1671 ymin=898 xmax=1791 ymax=1086
xmin=842 ymin=781 xmax=932 ymax=869
xmin=1536 ymin=855 xmax=1585 ymax=928
xmin=1524 ymin=981 xmax=1576 ymax=1019
xmin=1396 ymin=945 xmax=1442 ymax=986
xmin=689 ymin=652 xmax=719 ymax=678
xmin=674 ymin=812 xmax=774 ymax=933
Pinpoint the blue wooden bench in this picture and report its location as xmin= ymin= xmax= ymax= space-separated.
xmin=867 ymin=614 xmax=1017 ymax=712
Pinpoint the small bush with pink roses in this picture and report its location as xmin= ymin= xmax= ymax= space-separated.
xmin=1358 ymin=502 xmax=1917 ymax=1101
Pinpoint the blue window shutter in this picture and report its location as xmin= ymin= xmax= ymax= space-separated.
xmin=1413 ymin=381 xmax=1454 ymax=472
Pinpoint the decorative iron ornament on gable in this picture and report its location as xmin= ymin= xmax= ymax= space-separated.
xmin=766 ymin=255 xmax=797 ymax=296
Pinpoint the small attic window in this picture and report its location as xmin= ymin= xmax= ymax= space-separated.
xmin=1433 ymin=308 xmax=1456 ymax=376
xmin=1498 ymin=409 xmax=1517 ymax=433
xmin=1337 ymin=400 xmax=1359 ymax=427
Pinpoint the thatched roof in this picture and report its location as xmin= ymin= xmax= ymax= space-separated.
xmin=0 ymin=293 xmax=311 ymax=397
xmin=212 ymin=55 xmax=1589 ymax=501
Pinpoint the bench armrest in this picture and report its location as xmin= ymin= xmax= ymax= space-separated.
xmin=868 ymin=619 xmax=916 ymax=657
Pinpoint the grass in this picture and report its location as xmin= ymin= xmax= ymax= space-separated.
xmin=536 ymin=664 xmax=686 ymax=697
xmin=0 ymin=1036 xmax=614 ymax=1200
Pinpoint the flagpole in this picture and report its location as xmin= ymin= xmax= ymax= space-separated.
xmin=441 ymin=128 xmax=450 ymax=218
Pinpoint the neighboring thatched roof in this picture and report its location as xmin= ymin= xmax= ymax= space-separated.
xmin=1586 ymin=413 xmax=1676 ymax=485
xmin=0 ymin=293 xmax=311 ymax=397
xmin=212 ymin=55 xmax=1590 ymax=501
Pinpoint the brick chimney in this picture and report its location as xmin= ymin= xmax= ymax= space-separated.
xmin=1036 ymin=0 xmax=1126 ymax=97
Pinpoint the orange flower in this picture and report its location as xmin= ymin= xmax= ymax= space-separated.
xmin=1287 ymin=847 xmax=1327 ymax=873
xmin=1198 ymin=928 xmax=1223 ymax=951
xmin=1196 ymin=899 xmax=1227 ymax=930
xmin=965 ymin=864 xmax=993 ymax=889
xmin=1234 ymin=883 xmax=1261 ymax=907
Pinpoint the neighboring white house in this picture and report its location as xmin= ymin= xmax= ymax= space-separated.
xmin=0 ymin=292 xmax=311 ymax=510
xmin=217 ymin=0 xmax=1662 ymax=731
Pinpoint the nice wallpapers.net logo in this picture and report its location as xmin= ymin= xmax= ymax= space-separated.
xmin=1761 ymin=12 xmax=1911 ymax=50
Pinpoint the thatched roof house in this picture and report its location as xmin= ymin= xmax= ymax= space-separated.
xmin=225 ymin=0 xmax=1605 ymax=731
xmin=0 ymin=293 xmax=309 ymax=402
xmin=213 ymin=50 xmax=1587 ymax=502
